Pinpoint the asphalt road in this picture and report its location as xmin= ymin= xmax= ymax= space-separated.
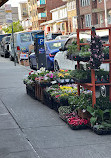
xmin=0 ymin=48 xmax=111 ymax=158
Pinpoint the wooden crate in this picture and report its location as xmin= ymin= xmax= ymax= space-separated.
xmin=20 ymin=59 xmax=29 ymax=66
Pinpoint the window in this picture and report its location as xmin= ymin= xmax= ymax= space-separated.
xmin=80 ymin=0 xmax=90 ymax=7
xmin=20 ymin=33 xmax=31 ymax=42
xmin=85 ymin=14 xmax=91 ymax=27
xmin=65 ymin=38 xmax=75 ymax=49
xmin=98 ymin=0 xmax=102 ymax=2
xmin=47 ymin=41 xmax=65 ymax=50
xmin=67 ymin=1 xmax=76 ymax=11
xmin=100 ymin=14 xmax=103 ymax=24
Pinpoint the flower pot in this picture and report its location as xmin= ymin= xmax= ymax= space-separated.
xmin=26 ymin=84 xmax=36 ymax=99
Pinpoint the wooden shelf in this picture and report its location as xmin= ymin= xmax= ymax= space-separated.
xmin=76 ymin=27 xmax=111 ymax=107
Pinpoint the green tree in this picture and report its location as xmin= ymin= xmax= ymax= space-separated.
xmin=2 ymin=21 xmax=24 ymax=33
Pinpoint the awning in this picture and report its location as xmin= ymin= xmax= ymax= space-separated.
xmin=0 ymin=0 xmax=8 ymax=7
xmin=40 ymin=17 xmax=68 ymax=26
xmin=40 ymin=20 xmax=55 ymax=26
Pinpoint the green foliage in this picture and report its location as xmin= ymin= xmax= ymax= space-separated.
xmin=103 ymin=46 xmax=109 ymax=55
xmin=28 ymin=74 xmax=37 ymax=81
xmin=58 ymin=106 xmax=72 ymax=114
xmin=70 ymin=69 xmax=89 ymax=80
xmin=68 ymin=94 xmax=92 ymax=111
xmin=67 ymin=41 xmax=79 ymax=56
xmin=2 ymin=21 xmax=24 ymax=33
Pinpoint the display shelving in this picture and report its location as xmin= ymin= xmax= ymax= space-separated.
xmin=76 ymin=27 xmax=111 ymax=107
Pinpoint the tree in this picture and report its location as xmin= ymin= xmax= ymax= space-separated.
xmin=2 ymin=21 xmax=24 ymax=33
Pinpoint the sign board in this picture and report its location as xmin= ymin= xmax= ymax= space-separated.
xmin=20 ymin=54 xmax=28 ymax=60
xmin=5 ymin=4 xmax=13 ymax=23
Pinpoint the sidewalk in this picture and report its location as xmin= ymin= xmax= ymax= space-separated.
xmin=0 ymin=56 xmax=111 ymax=158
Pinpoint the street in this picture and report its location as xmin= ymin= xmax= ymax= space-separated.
xmin=0 ymin=54 xmax=111 ymax=158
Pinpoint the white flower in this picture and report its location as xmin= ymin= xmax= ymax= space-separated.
xmin=37 ymin=70 xmax=42 ymax=73
xmin=31 ymin=72 xmax=34 ymax=75
xmin=82 ymin=109 xmax=86 ymax=113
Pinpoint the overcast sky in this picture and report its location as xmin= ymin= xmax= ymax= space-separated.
xmin=6 ymin=0 xmax=27 ymax=7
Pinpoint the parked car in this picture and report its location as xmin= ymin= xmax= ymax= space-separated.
xmin=45 ymin=33 xmax=62 ymax=41
xmin=9 ymin=30 xmax=41 ymax=61
xmin=29 ymin=39 xmax=66 ymax=70
xmin=55 ymin=35 xmax=69 ymax=40
xmin=54 ymin=34 xmax=91 ymax=71
xmin=1 ymin=36 xmax=11 ymax=58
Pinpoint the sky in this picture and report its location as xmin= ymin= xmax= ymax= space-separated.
xmin=6 ymin=0 xmax=27 ymax=7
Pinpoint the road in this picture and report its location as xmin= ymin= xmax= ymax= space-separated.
xmin=0 ymin=50 xmax=111 ymax=158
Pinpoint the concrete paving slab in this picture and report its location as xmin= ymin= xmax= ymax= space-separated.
xmin=0 ymin=114 xmax=18 ymax=130
xmin=4 ymin=151 xmax=38 ymax=158
xmin=23 ymin=126 xmax=111 ymax=149
xmin=34 ymin=145 xmax=107 ymax=158
xmin=0 ymin=129 xmax=32 ymax=154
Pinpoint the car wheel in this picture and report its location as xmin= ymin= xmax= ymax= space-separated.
xmin=9 ymin=55 xmax=14 ymax=61
xmin=29 ymin=60 xmax=33 ymax=69
xmin=54 ymin=61 xmax=59 ymax=71
xmin=100 ymin=85 xmax=109 ymax=97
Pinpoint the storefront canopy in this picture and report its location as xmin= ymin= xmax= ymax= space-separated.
xmin=0 ymin=0 xmax=8 ymax=7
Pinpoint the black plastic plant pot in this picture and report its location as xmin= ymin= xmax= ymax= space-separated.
xmin=53 ymin=98 xmax=61 ymax=112
xmin=40 ymin=82 xmax=52 ymax=88
xmin=68 ymin=124 xmax=88 ymax=130
xmin=81 ymin=57 xmax=90 ymax=62
xmin=26 ymin=84 xmax=36 ymax=99
xmin=73 ymin=56 xmax=81 ymax=61
xmin=43 ymin=91 xmax=53 ymax=109
xmin=93 ymin=126 xmax=111 ymax=135
xmin=60 ymin=98 xmax=69 ymax=107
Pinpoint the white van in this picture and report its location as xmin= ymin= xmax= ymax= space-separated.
xmin=9 ymin=30 xmax=41 ymax=61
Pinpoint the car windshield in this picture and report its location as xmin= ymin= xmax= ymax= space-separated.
xmin=47 ymin=41 xmax=65 ymax=50
xmin=6 ymin=37 xmax=10 ymax=42
xmin=20 ymin=33 xmax=31 ymax=42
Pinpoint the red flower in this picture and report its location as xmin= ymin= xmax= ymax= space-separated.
xmin=29 ymin=71 xmax=33 ymax=75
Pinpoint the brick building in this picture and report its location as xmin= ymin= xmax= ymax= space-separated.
xmin=28 ymin=0 xmax=66 ymax=30
xmin=79 ymin=0 xmax=111 ymax=29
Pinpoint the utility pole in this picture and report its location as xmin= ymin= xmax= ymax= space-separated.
xmin=12 ymin=23 xmax=16 ymax=66
xmin=104 ymin=0 xmax=108 ymax=27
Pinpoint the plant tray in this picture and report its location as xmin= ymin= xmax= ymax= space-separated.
xmin=73 ymin=77 xmax=91 ymax=83
xmin=43 ymin=91 xmax=53 ymax=109
xmin=26 ymin=84 xmax=36 ymax=99
xmin=93 ymin=126 xmax=111 ymax=135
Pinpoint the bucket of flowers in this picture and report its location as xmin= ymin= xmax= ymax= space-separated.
xmin=67 ymin=115 xmax=89 ymax=130
xmin=23 ymin=71 xmax=37 ymax=99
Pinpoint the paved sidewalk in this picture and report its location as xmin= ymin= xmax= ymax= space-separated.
xmin=0 ymin=56 xmax=111 ymax=158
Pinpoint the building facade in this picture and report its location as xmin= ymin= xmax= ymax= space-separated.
xmin=28 ymin=0 xmax=66 ymax=30
xmin=79 ymin=0 xmax=111 ymax=29
xmin=18 ymin=2 xmax=31 ymax=30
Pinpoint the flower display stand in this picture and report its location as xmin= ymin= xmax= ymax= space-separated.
xmin=76 ymin=27 xmax=111 ymax=107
